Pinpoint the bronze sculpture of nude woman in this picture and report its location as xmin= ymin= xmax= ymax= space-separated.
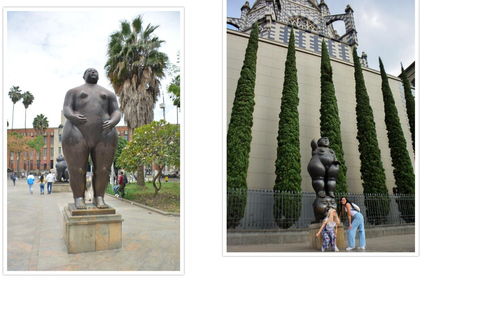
xmin=62 ymin=68 xmax=121 ymax=209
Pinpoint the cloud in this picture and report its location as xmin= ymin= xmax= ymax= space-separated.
xmin=5 ymin=9 xmax=182 ymax=130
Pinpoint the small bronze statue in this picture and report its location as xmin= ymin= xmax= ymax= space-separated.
xmin=308 ymin=137 xmax=340 ymax=222
xmin=62 ymin=68 xmax=121 ymax=209
xmin=55 ymin=155 xmax=69 ymax=182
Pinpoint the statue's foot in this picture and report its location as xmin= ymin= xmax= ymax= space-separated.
xmin=93 ymin=196 xmax=108 ymax=209
xmin=74 ymin=197 xmax=87 ymax=209
xmin=328 ymin=192 xmax=335 ymax=198
xmin=318 ymin=191 xmax=326 ymax=198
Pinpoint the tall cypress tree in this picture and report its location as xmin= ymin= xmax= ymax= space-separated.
xmin=352 ymin=47 xmax=389 ymax=224
xmin=400 ymin=64 xmax=415 ymax=153
xmin=273 ymin=28 xmax=302 ymax=229
xmin=379 ymin=58 xmax=415 ymax=222
xmin=226 ymin=22 xmax=259 ymax=229
xmin=320 ymin=39 xmax=348 ymax=195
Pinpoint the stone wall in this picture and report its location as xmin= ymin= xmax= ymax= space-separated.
xmin=226 ymin=30 xmax=414 ymax=194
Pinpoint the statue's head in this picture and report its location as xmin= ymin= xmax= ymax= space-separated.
xmin=56 ymin=155 xmax=65 ymax=162
xmin=83 ymin=68 xmax=99 ymax=84
xmin=314 ymin=196 xmax=337 ymax=222
xmin=318 ymin=137 xmax=329 ymax=147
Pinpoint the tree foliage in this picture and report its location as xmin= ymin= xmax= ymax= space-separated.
xmin=7 ymin=132 xmax=30 ymax=154
xmin=273 ymin=29 xmax=302 ymax=229
xmin=167 ymin=51 xmax=180 ymax=110
xmin=319 ymin=39 xmax=348 ymax=194
xmin=27 ymin=135 xmax=45 ymax=153
xmin=352 ymin=47 xmax=389 ymax=224
xmin=33 ymin=114 xmax=49 ymax=136
xmin=7 ymin=132 xmax=44 ymax=173
xmin=105 ymin=15 xmax=168 ymax=130
xmin=226 ymin=22 xmax=259 ymax=228
xmin=22 ymin=91 xmax=34 ymax=135
xmin=400 ymin=64 xmax=415 ymax=153
xmin=8 ymin=86 xmax=22 ymax=129
xmin=105 ymin=14 xmax=169 ymax=186
xmin=114 ymin=136 xmax=128 ymax=169
xmin=379 ymin=58 xmax=415 ymax=222
xmin=118 ymin=120 xmax=180 ymax=195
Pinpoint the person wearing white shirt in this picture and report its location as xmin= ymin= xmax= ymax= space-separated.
xmin=46 ymin=172 xmax=56 ymax=194
xmin=341 ymin=197 xmax=366 ymax=251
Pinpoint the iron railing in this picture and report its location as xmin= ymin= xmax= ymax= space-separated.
xmin=227 ymin=189 xmax=415 ymax=230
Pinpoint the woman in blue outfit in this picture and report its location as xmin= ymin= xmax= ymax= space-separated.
xmin=340 ymin=197 xmax=366 ymax=251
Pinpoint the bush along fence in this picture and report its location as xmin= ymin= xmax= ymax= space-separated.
xmin=227 ymin=189 xmax=415 ymax=230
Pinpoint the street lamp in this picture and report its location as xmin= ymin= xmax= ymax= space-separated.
xmin=159 ymin=91 xmax=166 ymax=121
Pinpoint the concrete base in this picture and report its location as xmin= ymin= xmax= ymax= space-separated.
xmin=53 ymin=182 xmax=71 ymax=193
xmin=62 ymin=204 xmax=123 ymax=254
xmin=309 ymin=223 xmax=345 ymax=251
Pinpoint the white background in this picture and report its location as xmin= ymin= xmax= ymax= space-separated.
xmin=2 ymin=1 xmax=479 ymax=319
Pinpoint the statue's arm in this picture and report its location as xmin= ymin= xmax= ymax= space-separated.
xmin=103 ymin=93 xmax=121 ymax=131
xmin=63 ymin=89 xmax=86 ymax=124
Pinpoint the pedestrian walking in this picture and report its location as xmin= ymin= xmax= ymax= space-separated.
xmin=27 ymin=173 xmax=35 ymax=194
xmin=38 ymin=174 xmax=45 ymax=195
xmin=46 ymin=171 xmax=55 ymax=194
xmin=340 ymin=197 xmax=366 ymax=251
xmin=10 ymin=172 xmax=17 ymax=186
xmin=118 ymin=171 xmax=127 ymax=198
xmin=315 ymin=208 xmax=340 ymax=252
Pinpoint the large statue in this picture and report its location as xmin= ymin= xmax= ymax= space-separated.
xmin=55 ymin=155 xmax=69 ymax=182
xmin=308 ymin=137 xmax=340 ymax=222
xmin=62 ymin=68 xmax=121 ymax=209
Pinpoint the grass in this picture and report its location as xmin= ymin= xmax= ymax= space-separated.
xmin=106 ymin=180 xmax=180 ymax=213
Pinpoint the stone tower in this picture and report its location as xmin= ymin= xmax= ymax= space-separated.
xmin=227 ymin=0 xmax=368 ymax=66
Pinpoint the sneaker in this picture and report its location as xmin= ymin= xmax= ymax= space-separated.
xmin=357 ymin=246 xmax=366 ymax=250
xmin=335 ymin=246 xmax=339 ymax=252
xmin=346 ymin=247 xmax=355 ymax=251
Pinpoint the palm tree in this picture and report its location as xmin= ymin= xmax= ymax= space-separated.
xmin=8 ymin=86 xmax=22 ymax=130
xmin=105 ymin=14 xmax=169 ymax=186
xmin=33 ymin=114 xmax=49 ymax=136
xmin=22 ymin=91 xmax=34 ymax=135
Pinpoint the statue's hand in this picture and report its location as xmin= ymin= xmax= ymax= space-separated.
xmin=103 ymin=120 xmax=114 ymax=132
xmin=72 ymin=114 xmax=87 ymax=124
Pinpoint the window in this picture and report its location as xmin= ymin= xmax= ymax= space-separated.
xmin=50 ymin=147 xmax=54 ymax=157
xmin=43 ymin=148 xmax=47 ymax=160
xmin=59 ymin=134 xmax=62 ymax=142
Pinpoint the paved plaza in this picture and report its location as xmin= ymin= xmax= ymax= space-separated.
xmin=6 ymin=178 xmax=181 ymax=272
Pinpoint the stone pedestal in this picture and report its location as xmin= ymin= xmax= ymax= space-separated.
xmin=309 ymin=222 xmax=345 ymax=251
xmin=52 ymin=182 xmax=71 ymax=193
xmin=61 ymin=204 xmax=123 ymax=254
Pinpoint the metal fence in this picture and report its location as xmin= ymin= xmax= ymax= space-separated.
xmin=227 ymin=189 xmax=415 ymax=230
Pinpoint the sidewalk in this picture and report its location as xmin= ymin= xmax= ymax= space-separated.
xmin=227 ymin=233 xmax=415 ymax=253
xmin=6 ymin=178 xmax=181 ymax=272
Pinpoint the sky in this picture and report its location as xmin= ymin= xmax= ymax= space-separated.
xmin=4 ymin=8 xmax=182 ymax=131
xmin=227 ymin=0 xmax=416 ymax=76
